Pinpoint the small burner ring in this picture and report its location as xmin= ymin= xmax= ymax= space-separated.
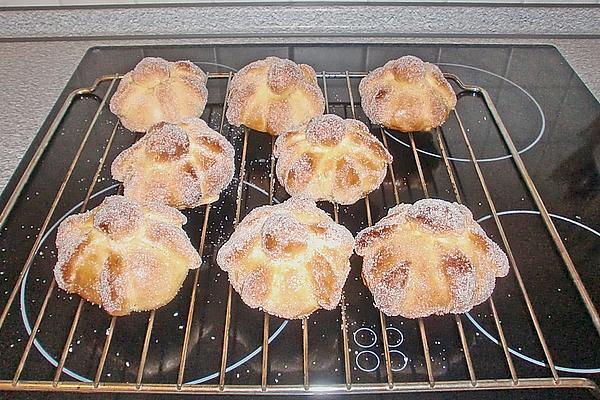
xmin=20 ymin=180 xmax=290 ymax=384
xmin=353 ymin=327 xmax=378 ymax=348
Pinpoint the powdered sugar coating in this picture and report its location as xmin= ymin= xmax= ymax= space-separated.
xmin=441 ymin=249 xmax=477 ymax=313
xmin=92 ymin=196 xmax=143 ymax=238
xmin=260 ymin=213 xmax=309 ymax=259
xmin=216 ymin=197 xmax=354 ymax=319
xmin=359 ymin=55 xmax=457 ymax=132
xmin=355 ymin=198 xmax=509 ymax=318
xmin=274 ymin=114 xmax=392 ymax=205
xmin=109 ymin=57 xmax=208 ymax=132
xmin=405 ymin=198 xmax=467 ymax=233
xmin=226 ymin=57 xmax=325 ymax=135
xmin=111 ymin=117 xmax=235 ymax=210
xmin=145 ymin=122 xmax=190 ymax=160
xmin=54 ymin=195 xmax=200 ymax=316
xmin=267 ymin=59 xmax=303 ymax=94
xmin=305 ymin=114 xmax=346 ymax=146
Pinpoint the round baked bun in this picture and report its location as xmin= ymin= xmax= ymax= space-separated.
xmin=355 ymin=199 xmax=509 ymax=318
xmin=111 ymin=117 xmax=235 ymax=210
xmin=359 ymin=56 xmax=457 ymax=132
xmin=274 ymin=114 xmax=392 ymax=205
xmin=109 ymin=57 xmax=208 ymax=132
xmin=226 ymin=57 xmax=325 ymax=135
xmin=216 ymin=197 xmax=354 ymax=319
xmin=54 ymin=195 xmax=201 ymax=316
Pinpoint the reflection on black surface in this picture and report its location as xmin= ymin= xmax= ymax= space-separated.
xmin=552 ymin=114 xmax=600 ymax=202
xmin=0 ymin=44 xmax=598 ymax=399
xmin=384 ymin=128 xmax=443 ymax=192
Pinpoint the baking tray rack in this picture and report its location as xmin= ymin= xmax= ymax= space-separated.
xmin=0 ymin=61 xmax=599 ymax=397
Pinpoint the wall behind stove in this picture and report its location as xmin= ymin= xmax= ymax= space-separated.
xmin=1 ymin=0 xmax=598 ymax=6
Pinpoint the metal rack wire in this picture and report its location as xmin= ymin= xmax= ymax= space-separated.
xmin=0 ymin=68 xmax=598 ymax=397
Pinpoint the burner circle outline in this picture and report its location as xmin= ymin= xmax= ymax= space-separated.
xmin=194 ymin=61 xmax=238 ymax=72
xmin=355 ymin=350 xmax=381 ymax=373
xmin=466 ymin=209 xmax=600 ymax=374
xmin=385 ymin=327 xmax=404 ymax=348
xmin=20 ymin=180 xmax=289 ymax=384
xmin=383 ymin=62 xmax=546 ymax=163
xmin=389 ymin=350 xmax=409 ymax=372
xmin=353 ymin=327 xmax=378 ymax=348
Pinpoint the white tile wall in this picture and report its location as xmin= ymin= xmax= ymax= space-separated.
xmin=0 ymin=0 xmax=597 ymax=6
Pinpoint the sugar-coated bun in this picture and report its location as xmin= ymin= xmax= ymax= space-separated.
xmin=359 ymin=56 xmax=457 ymax=132
xmin=355 ymin=199 xmax=509 ymax=318
xmin=110 ymin=57 xmax=208 ymax=132
xmin=226 ymin=57 xmax=325 ymax=135
xmin=111 ymin=118 xmax=235 ymax=210
xmin=274 ymin=114 xmax=393 ymax=205
xmin=216 ymin=197 xmax=354 ymax=319
xmin=54 ymin=196 xmax=201 ymax=316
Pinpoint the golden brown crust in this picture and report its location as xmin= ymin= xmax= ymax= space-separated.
xmin=359 ymin=56 xmax=457 ymax=132
xmin=274 ymin=114 xmax=392 ymax=205
xmin=355 ymin=199 xmax=509 ymax=318
xmin=216 ymin=197 xmax=354 ymax=319
xmin=226 ymin=57 xmax=325 ymax=135
xmin=111 ymin=118 xmax=235 ymax=210
xmin=109 ymin=57 xmax=208 ymax=132
xmin=54 ymin=195 xmax=201 ymax=316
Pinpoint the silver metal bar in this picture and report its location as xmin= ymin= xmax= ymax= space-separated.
xmin=179 ymin=71 xmax=233 ymax=389
xmin=345 ymin=71 xmax=357 ymax=119
xmin=338 ymin=292 xmax=352 ymax=390
xmin=177 ymin=203 xmax=211 ymax=388
xmin=433 ymin=128 xmax=478 ymax=385
xmin=52 ymin=120 xmax=121 ymax=386
xmin=333 ymin=205 xmax=353 ymax=390
xmin=260 ymin=136 xmax=277 ymax=391
xmin=449 ymin=73 xmax=600 ymax=338
xmin=408 ymin=132 xmax=429 ymax=197
xmin=219 ymin=103 xmax=249 ymax=390
xmin=0 ymin=74 xmax=119 ymax=230
xmin=363 ymin=195 xmax=395 ymax=388
xmin=260 ymin=313 xmax=270 ymax=391
xmin=454 ymin=315 xmax=476 ymax=386
xmin=2 ymin=68 xmax=595 ymax=398
xmin=204 ymin=72 xmax=369 ymax=80
xmin=436 ymin=127 xmax=519 ymax=383
xmin=324 ymin=74 xmax=353 ymax=391
xmin=322 ymin=71 xmax=330 ymax=114
xmin=12 ymin=280 xmax=56 ymax=385
xmin=418 ymin=318 xmax=435 ymax=387
xmin=489 ymin=297 xmax=519 ymax=383
xmin=435 ymin=127 xmax=462 ymax=204
xmin=94 ymin=316 xmax=116 ymax=387
xmin=344 ymin=73 xmax=392 ymax=388
xmin=219 ymin=285 xmax=234 ymax=391
xmin=404 ymin=130 xmax=438 ymax=387
xmin=0 ymin=78 xmax=118 ymax=333
xmin=53 ymin=299 xmax=84 ymax=386
xmin=380 ymin=128 xmax=401 ymax=205
xmin=378 ymin=314 xmax=394 ymax=389
xmin=10 ymin=79 xmax=119 ymax=385
xmin=451 ymin=107 xmax=559 ymax=382
xmin=136 ymin=310 xmax=156 ymax=388
xmin=302 ymin=317 xmax=309 ymax=391
xmin=1 ymin=377 xmax=598 ymax=395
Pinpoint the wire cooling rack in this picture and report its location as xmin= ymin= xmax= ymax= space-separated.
xmin=0 ymin=66 xmax=598 ymax=397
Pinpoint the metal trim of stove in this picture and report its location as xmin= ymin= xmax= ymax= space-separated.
xmin=0 ymin=44 xmax=598 ymax=398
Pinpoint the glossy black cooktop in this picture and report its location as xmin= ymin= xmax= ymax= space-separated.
xmin=0 ymin=44 xmax=598 ymax=399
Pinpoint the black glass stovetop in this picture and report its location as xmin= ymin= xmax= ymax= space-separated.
xmin=0 ymin=44 xmax=599 ymax=399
